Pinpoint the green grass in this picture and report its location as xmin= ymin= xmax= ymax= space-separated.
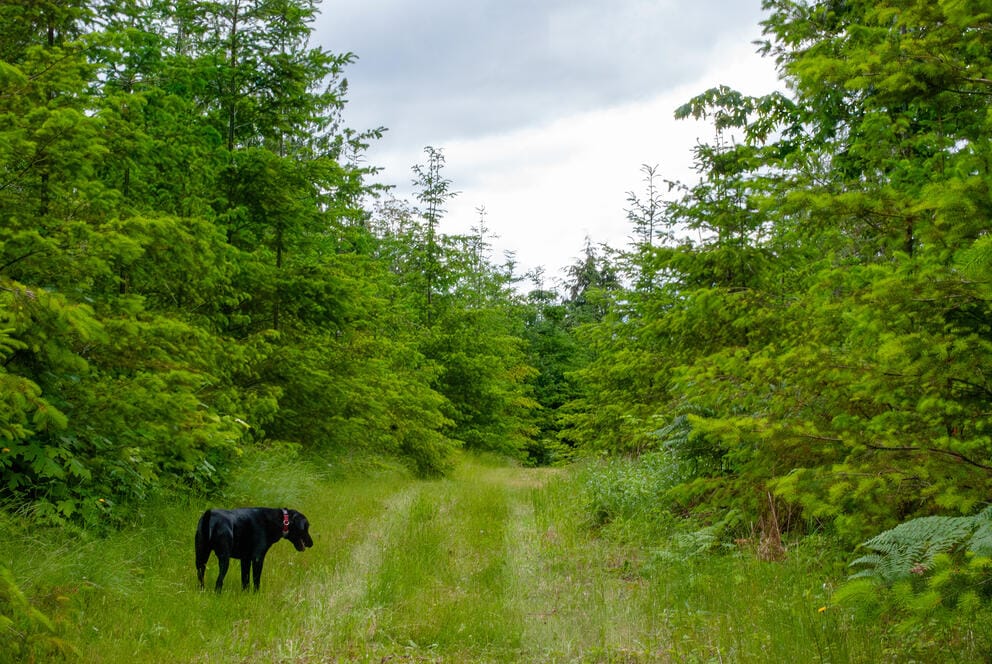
xmin=1 ymin=452 xmax=984 ymax=662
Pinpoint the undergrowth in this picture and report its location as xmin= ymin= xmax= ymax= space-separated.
xmin=832 ymin=506 xmax=992 ymax=657
xmin=575 ymin=454 xmax=992 ymax=662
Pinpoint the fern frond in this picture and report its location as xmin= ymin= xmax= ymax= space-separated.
xmin=971 ymin=521 xmax=992 ymax=557
xmin=969 ymin=505 xmax=992 ymax=557
xmin=849 ymin=508 xmax=992 ymax=583
xmin=653 ymin=413 xmax=691 ymax=447
xmin=849 ymin=553 xmax=886 ymax=579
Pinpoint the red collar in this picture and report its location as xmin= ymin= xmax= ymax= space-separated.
xmin=282 ymin=509 xmax=290 ymax=535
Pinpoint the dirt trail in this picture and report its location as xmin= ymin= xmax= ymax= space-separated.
xmin=284 ymin=461 xmax=665 ymax=662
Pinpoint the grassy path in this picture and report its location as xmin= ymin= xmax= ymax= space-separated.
xmin=2 ymin=454 xmax=889 ymax=662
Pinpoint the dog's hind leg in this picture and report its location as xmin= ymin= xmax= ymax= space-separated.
xmin=195 ymin=542 xmax=209 ymax=589
xmin=215 ymin=555 xmax=230 ymax=592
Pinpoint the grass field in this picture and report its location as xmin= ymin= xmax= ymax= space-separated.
xmin=0 ymin=452 xmax=973 ymax=662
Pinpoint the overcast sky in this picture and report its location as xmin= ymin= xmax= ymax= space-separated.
xmin=314 ymin=0 xmax=781 ymax=284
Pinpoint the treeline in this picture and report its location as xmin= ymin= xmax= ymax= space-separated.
xmin=0 ymin=0 xmax=589 ymax=523
xmin=2 ymin=0 xmax=992 ymax=575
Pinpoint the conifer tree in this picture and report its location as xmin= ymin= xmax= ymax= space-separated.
xmin=566 ymin=0 xmax=992 ymax=542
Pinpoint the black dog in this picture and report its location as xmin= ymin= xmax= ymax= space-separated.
xmin=195 ymin=507 xmax=313 ymax=592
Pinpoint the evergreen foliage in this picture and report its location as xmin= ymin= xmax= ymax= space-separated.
xmin=834 ymin=506 xmax=992 ymax=639
xmin=3 ymin=0 xmax=992 ymax=650
xmin=0 ymin=565 xmax=77 ymax=662
xmin=0 ymin=0 xmax=539 ymax=520
xmin=563 ymin=0 xmax=992 ymax=552
xmin=1 ymin=0 xmax=990 ymax=632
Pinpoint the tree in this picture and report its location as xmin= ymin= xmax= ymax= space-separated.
xmin=368 ymin=150 xmax=541 ymax=458
xmin=410 ymin=146 xmax=458 ymax=326
xmin=625 ymin=164 xmax=666 ymax=248
xmin=752 ymin=0 xmax=992 ymax=539
xmin=565 ymin=0 xmax=992 ymax=544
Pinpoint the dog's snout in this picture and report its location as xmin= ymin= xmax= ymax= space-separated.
xmin=293 ymin=533 xmax=313 ymax=552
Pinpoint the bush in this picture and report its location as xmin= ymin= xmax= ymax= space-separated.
xmin=579 ymin=452 xmax=682 ymax=541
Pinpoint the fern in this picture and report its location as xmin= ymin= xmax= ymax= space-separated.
xmin=971 ymin=517 xmax=992 ymax=557
xmin=651 ymin=404 xmax=725 ymax=479
xmin=836 ymin=508 xmax=992 ymax=635
xmin=849 ymin=506 xmax=992 ymax=583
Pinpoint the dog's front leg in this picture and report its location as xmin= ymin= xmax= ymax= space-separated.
xmin=240 ymin=559 xmax=252 ymax=590
xmin=251 ymin=557 xmax=264 ymax=592
xmin=215 ymin=556 xmax=230 ymax=592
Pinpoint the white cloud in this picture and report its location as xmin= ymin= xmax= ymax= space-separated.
xmin=314 ymin=0 xmax=784 ymax=284
xmin=317 ymin=0 xmax=768 ymax=141
xmin=365 ymin=34 xmax=781 ymax=281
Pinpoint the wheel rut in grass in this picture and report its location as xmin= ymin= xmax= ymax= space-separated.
xmin=296 ymin=485 xmax=421 ymax=646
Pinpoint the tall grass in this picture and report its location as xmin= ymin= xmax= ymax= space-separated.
xmin=2 ymin=452 xmax=981 ymax=662
xmin=0 ymin=449 xmax=409 ymax=663
xmin=562 ymin=456 xmax=987 ymax=662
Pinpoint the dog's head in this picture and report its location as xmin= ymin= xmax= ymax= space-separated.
xmin=286 ymin=510 xmax=314 ymax=552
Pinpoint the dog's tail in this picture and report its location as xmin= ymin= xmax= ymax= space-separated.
xmin=195 ymin=509 xmax=212 ymax=568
